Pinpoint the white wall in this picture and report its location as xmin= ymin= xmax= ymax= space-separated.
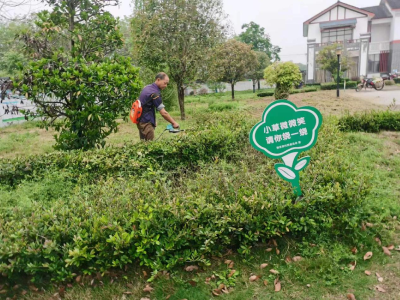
xmin=312 ymin=12 xmax=330 ymax=23
xmin=338 ymin=7 xmax=345 ymax=20
xmin=353 ymin=17 xmax=369 ymax=39
xmin=308 ymin=24 xmax=321 ymax=43
xmin=331 ymin=7 xmax=338 ymax=21
xmin=346 ymin=10 xmax=365 ymax=19
xmin=371 ymin=24 xmax=391 ymax=42
xmin=393 ymin=15 xmax=400 ymax=41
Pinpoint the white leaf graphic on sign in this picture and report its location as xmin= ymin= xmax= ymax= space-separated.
xmin=277 ymin=167 xmax=296 ymax=180
xmin=295 ymin=158 xmax=309 ymax=171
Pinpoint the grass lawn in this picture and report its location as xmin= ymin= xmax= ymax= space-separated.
xmin=0 ymin=89 xmax=399 ymax=300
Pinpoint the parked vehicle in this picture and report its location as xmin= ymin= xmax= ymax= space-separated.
xmin=380 ymin=72 xmax=398 ymax=81
xmin=355 ymin=76 xmax=385 ymax=92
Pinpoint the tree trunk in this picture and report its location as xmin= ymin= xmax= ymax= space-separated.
xmin=178 ymin=85 xmax=185 ymax=120
xmin=253 ymin=82 xmax=256 ymax=93
xmin=258 ymin=80 xmax=261 ymax=90
xmin=231 ymin=83 xmax=235 ymax=100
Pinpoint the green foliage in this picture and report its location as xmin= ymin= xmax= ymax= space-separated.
xmin=132 ymin=0 xmax=226 ymax=119
xmin=16 ymin=0 xmax=141 ymax=150
xmin=338 ymin=110 xmax=400 ymax=133
xmin=320 ymin=81 xmax=357 ymax=90
xmin=290 ymin=87 xmax=318 ymax=94
xmin=20 ymin=55 xmax=142 ymax=150
xmin=0 ymin=113 xmax=370 ymax=282
xmin=257 ymin=91 xmax=274 ymax=97
xmin=208 ymin=102 xmax=238 ymax=112
xmin=246 ymin=51 xmax=270 ymax=87
xmin=316 ymin=44 xmax=353 ymax=82
xmin=394 ymin=78 xmax=400 ymax=84
xmin=385 ymin=79 xmax=395 ymax=86
xmin=209 ymin=39 xmax=258 ymax=99
xmin=206 ymin=81 xmax=226 ymax=93
xmin=237 ymin=22 xmax=281 ymax=61
xmin=264 ymin=62 xmax=302 ymax=100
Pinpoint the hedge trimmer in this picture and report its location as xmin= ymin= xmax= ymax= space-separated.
xmin=155 ymin=124 xmax=185 ymax=141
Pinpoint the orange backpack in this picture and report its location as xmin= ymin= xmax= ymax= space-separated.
xmin=130 ymin=100 xmax=142 ymax=124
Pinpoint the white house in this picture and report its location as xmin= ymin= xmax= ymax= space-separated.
xmin=303 ymin=0 xmax=400 ymax=83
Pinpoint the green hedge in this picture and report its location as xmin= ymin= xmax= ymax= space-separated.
xmin=257 ymin=87 xmax=318 ymax=97
xmin=257 ymin=91 xmax=274 ymax=97
xmin=208 ymin=102 xmax=238 ymax=112
xmin=0 ymin=117 xmax=370 ymax=282
xmin=321 ymin=81 xmax=357 ymax=90
xmin=339 ymin=111 xmax=400 ymax=133
xmin=0 ymin=114 xmax=250 ymax=186
xmin=394 ymin=78 xmax=400 ymax=84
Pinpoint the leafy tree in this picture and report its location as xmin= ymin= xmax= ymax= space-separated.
xmin=264 ymin=62 xmax=302 ymax=100
xmin=0 ymin=21 xmax=30 ymax=77
xmin=316 ymin=43 xmax=353 ymax=82
xmin=18 ymin=0 xmax=142 ymax=150
xmin=296 ymin=63 xmax=307 ymax=72
xmin=132 ymin=0 xmax=226 ymax=120
xmin=237 ymin=22 xmax=281 ymax=62
xmin=210 ymin=39 xmax=257 ymax=100
xmin=246 ymin=51 xmax=270 ymax=93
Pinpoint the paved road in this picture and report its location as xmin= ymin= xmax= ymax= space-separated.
xmin=348 ymin=85 xmax=400 ymax=107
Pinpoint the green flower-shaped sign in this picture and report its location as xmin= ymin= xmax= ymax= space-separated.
xmin=250 ymin=100 xmax=323 ymax=197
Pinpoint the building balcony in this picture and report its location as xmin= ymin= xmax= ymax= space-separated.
xmin=369 ymin=41 xmax=390 ymax=54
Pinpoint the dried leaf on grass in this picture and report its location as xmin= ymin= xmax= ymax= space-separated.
xmin=276 ymin=248 xmax=280 ymax=255
xmin=365 ymin=271 xmax=371 ymax=276
xmin=140 ymin=298 xmax=151 ymax=300
xmin=387 ymin=245 xmax=394 ymax=250
xmin=123 ymin=291 xmax=133 ymax=295
xmin=292 ymin=256 xmax=302 ymax=262
xmin=224 ymin=260 xmax=234 ymax=269
xmin=351 ymin=247 xmax=358 ymax=254
xmin=375 ymin=237 xmax=382 ymax=246
xmin=382 ymin=247 xmax=391 ymax=256
xmin=126 ymin=283 xmax=134 ymax=289
xmin=228 ymin=270 xmax=236 ymax=278
xmin=29 ymin=285 xmax=39 ymax=292
xmin=374 ymin=286 xmax=386 ymax=293
xmin=260 ymin=263 xmax=268 ymax=269
xmin=263 ymin=280 xmax=268 ymax=286
xmin=349 ymin=261 xmax=357 ymax=271
xmin=143 ymin=285 xmax=154 ymax=292
xmin=274 ymin=278 xmax=281 ymax=292
xmin=285 ymin=256 xmax=292 ymax=263
xmin=366 ymin=222 xmax=374 ymax=228
xmin=363 ymin=252 xmax=373 ymax=260
xmin=212 ymin=289 xmax=222 ymax=296
xmin=188 ymin=280 xmax=197 ymax=287
xmin=266 ymin=248 xmax=273 ymax=252
xmin=75 ymin=275 xmax=82 ymax=283
xmin=270 ymin=269 xmax=279 ymax=275
xmin=185 ymin=265 xmax=199 ymax=272
xmin=0 ymin=290 xmax=7 ymax=294
xmin=221 ymin=288 xmax=229 ymax=294
xmin=347 ymin=293 xmax=356 ymax=300
xmin=249 ymin=275 xmax=260 ymax=282
xmin=375 ymin=273 xmax=383 ymax=282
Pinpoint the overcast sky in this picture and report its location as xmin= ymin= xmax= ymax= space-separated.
xmin=11 ymin=0 xmax=381 ymax=63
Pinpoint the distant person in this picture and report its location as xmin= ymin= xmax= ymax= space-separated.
xmin=136 ymin=72 xmax=179 ymax=141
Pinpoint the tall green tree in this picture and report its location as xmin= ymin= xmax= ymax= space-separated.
xmin=18 ymin=0 xmax=142 ymax=150
xmin=246 ymin=51 xmax=270 ymax=93
xmin=316 ymin=43 xmax=353 ymax=82
xmin=0 ymin=21 xmax=30 ymax=77
xmin=132 ymin=0 xmax=227 ymax=120
xmin=237 ymin=22 xmax=280 ymax=62
xmin=209 ymin=39 xmax=257 ymax=100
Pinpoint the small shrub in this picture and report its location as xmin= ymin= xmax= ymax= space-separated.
xmin=257 ymin=91 xmax=274 ymax=97
xmin=338 ymin=110 xmax=400 ymax=132
xmin=321 ymin=81 xmax=357 ymax=90
xmin=208 ymin=102 xmax=238 ymax=112
xmin=385 ymin=80 xmax=395 ymax=86
xmin=394 ymin=78 xmax=400 ymax=84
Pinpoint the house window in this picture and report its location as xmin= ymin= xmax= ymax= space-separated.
xmin=322 ymin=28 xmax=353 ymax=43
xmin=368 ymin=54 xmax=380 ymax=73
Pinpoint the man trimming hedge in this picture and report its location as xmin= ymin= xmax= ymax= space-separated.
xmin=137 ymin=72 xmax=179 ymax=141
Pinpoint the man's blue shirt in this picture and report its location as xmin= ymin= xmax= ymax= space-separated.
xmin=138 ymin=83 xmax=165 ymax=126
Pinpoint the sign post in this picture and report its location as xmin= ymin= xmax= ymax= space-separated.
xmin=250 ymin=100 xmax=323 ymax=197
